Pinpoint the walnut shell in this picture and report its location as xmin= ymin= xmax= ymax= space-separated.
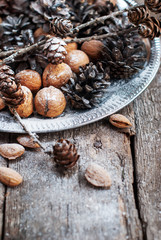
xmin=34 ymin=86 xmax=66 ymax=118
xmin=15 ymin=70 xmax=42 ymax=93
xmin=10 ymin=86 xmax=33 ymax=118
xmin=64 ymin=37 xmax=78 ymax=53
xmin=81 ymin=40 xmax=103 ymax=60
xmin=0 ymin=96 xmax=5 ymax=110
xmin=0 ymin=143 xmax=25 ymax=160
xmin=42 ymin=63 xmax=73 ymax=88
xmin=17 ymin=135 xmax=40 ymax=148
xmin=64 ymin=50 xmax=89 ymax=73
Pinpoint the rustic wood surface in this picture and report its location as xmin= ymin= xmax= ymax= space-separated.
xmin=0 ymin=46 xmax=160 ymax=240
xmin=0 ymin=71 xmax=161 ymax=239
xmin=134 ymin=66 xmax=161 ymax=240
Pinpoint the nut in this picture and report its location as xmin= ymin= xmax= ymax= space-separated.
xmin=64 ymin=37 xmax=78 ymax=53
xmin=64 ymin=50 xmax=89 ymax=73
xmin=35 ymin=86 xmax=66 ymax=117
xmin=34 ymin=27 xmax=46 ymax=38
xmin=0 ymin=167 xmax=23 ymax=187
xmin=15 ymin=70 xmax=42 ymax=93
xmin=0 ymin=96 xmax=5 ymax=110
xmin=85 ymin=163 xmax=111 ymax=188
xmin=17 ymin=135 xmax=40 ymax=148
xmin=10 ymin=86 xmax=33 ymax=118
xmin=109 ymin=114 xmax=132 ymax=128
xmin=0 ymin=143 xmax=25 ymax=160
xmin=81 ymin=40 xmax=103 ymax=59
xmin=42 ymin=63 xmax=73 ymax=88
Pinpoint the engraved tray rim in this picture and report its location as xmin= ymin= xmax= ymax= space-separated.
xmin=0 ymin=0 xmax=160 ymax=133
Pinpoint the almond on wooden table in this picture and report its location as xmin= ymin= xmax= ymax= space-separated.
xmin=17 ymin=135 xmax=40 ymax=149
xmin=109 ymin=114 xmax=132 ymax=129
xmin=0 ymin=167 xmax=23 ymax=187
xmin=0 ymin=143 xmax=25 ymax=160
xmin=85 ymin=163 xmax=111 ymax=188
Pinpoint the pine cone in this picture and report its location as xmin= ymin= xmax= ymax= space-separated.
xmin=99 ymin=16 xmax=147 ymax=80
xmin=61 ymin=62 xmax=110 ymax=109
xmin=43 ymin=37 xmax=67 ymax=64
xmin=138 ymin=17 xmax=161 ymax=39
xmin=0 ymin=65 xmax=24 ymax=106
xmin=53 ymin=139 xmax=79 ymax=168
xmin=0 ymin=0 xmax=9 ymax=16
xmin=145 ymin=0 xmax=161 ymax=13
xmin=0 ymin=15 xmax=34 ymax=50
xmin=51 ymin=17 xmax=73 ymax=37
xmin=128 ymin=6 xmax=149 ymax=25
xmin=0 ymin=0 xmax=30 ymax=16
xmin=30 ymin=0 xmax=70 ymax=32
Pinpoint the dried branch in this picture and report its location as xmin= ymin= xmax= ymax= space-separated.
xmin=65 ymin=27 xmax=138 ymax=43
xmin=70 ymin=4 xmax=144 ymax=34
xmin=0 ymin=26 xmax=138 ymax=64
xmin=9 ymin=107 xmax=45 ymax=151
xmin=0 ymin=39 xmax=46 ymax=65
xmin=0 ymin=49 xmax=17 ymax=58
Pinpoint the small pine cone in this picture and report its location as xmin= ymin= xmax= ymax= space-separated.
xmin=138 ymin=17 xmax=161 ymax=39
xmin=128 ymin=6 xmax=149 ymax=25
xmin=51 ymin=17 xmax=73 ymax=37
xmin=53 ymin=139 xmax=79 ymax=168
xmin=43 ymin=37 xmax=67 ymax=64
xmin=145 ymin=0 xmax=161 ymax=13
xmin=0 ymin=65 xmax=24 ymax=106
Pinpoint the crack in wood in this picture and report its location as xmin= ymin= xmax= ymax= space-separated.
xmin=1 ymin=187 xmax=7 ymax=240
xmin=130 ymin=135 xmax=147 ymax=240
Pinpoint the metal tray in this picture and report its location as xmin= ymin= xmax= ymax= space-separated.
xmin=0 ymin=0 xmax=160 ymax=133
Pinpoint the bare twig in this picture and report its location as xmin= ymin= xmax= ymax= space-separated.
xmin=0 ymin=39 xmax=47 ymax=65
xmin=0 ymin=27 xmax=137 ymax=64
xmin=0 ymin=49 xmax=17 ymax=58
xmin=9 ymin=107 xmax=45 ymax=150
xmin=70 ymin=4 xmax=144 ymax=34
xmin=65 ymin=27 xmax=138 ymax=43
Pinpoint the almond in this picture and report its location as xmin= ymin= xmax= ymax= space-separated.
xmin=0 ymin=167 xmax=23 ymax=187
xmin=85 ymin=163 xmax=111 ymax=188
xmin=0 ymin=143 xmax=25 ymax=160
xmin=109 ymin=114 xmax=132 ymax=129
xmin=17 ymin=135 xmax=40 ymax=148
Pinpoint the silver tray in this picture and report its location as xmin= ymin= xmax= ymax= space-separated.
xmin=0 ymin=0 xmax=160 ymax=133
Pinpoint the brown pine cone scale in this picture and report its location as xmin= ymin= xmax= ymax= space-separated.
xmin=145 ymin=0 xmax=161 ymax=13
xmin=0 ymin=65 xmax=24 ymax=107
xmin=128 ymin=6 xmax=149 ymax=25
xmin=53 ymin=139 xmax=79 ymax=168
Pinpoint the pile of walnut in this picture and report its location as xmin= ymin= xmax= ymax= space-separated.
xmin=0 ymin=114 xmax=132 ymax=188
xmin=0 ymin=40 xmax=93 ymax=117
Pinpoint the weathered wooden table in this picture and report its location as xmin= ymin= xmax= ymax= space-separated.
xmin=0 ymin=53 xmax=160 ymax=240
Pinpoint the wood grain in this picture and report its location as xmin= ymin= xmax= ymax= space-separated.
xmin=0 ymin=133 xmax=9 ymax=239
xmin=2 ymin=105 xmax=142 ymax=240
xmin=134 ymin=65 xmax=161 ymax=240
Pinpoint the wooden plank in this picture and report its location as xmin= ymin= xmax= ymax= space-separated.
xmin=3 ymin=105 xmax=142 ymax=240
xmin=0 ymin=133 xmax=9 ymax=239
xmin=134 ymin=65 xmax=161 ymax=240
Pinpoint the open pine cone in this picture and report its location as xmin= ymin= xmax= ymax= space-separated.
xmin=53 ymin=139 xmax=79 ymax=168
xmin=0 ymin=65 xmax=24 ymax=107
xmin=62 ymin=62 xmax=110 ymax=109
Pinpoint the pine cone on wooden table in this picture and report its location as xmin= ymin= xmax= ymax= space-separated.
xmin=53 ymin=139 xmax=79 ymax=168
